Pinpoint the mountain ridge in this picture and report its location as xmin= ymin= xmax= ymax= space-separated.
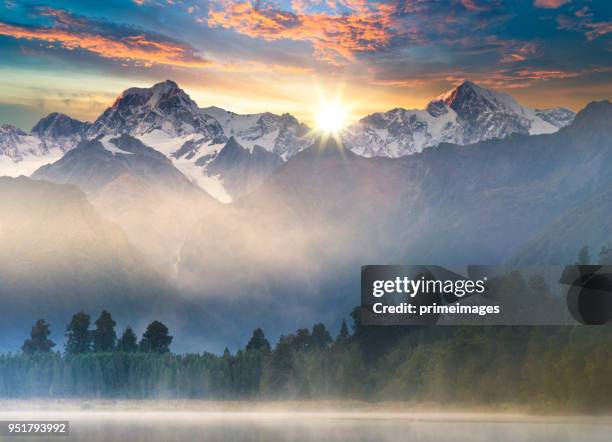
xmin=0 ymin=79 xmax=579 ymax=201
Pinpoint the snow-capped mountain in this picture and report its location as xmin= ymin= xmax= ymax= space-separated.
xmin=0 ymin=124 xmax=64 ymax=176
xmin=32 ymin=112 xmax=88 ymax=139
xmin=87 ymin=80 xmax=312 ymax=201
xmin=202 ymin=107 xmax=312 ymax=160
xmin=1 ymin=79 xmax=578 ymax=201
xmin=31 ymin=112 xmax=89 ymax=151
xmin=343 ymin=80 xmax=576 ymax=157
xmin=205 ymin=136 xmax=284 ymax=199
xmin=535 ymin=107 xmax=576 ymax=129
xmin=88 ymin=80 xmax=226 ymax=142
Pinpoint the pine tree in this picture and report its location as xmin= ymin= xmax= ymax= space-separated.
xmin=246 ymin=328 xmax=271 ymax=352
xmin=312 ymin=323 xmax=332 ymax=348
xmin=139 ymin=321 xmax=172 ymax=353
xmin=65 ymin=311 xmax=91 ymax=355
xmin=21 ymin=319 xmax=55 ymax=354
xmin=294 ymin=328 xmax=313 ymax=351
xmin=117 ymin=327 xmax=138 ymax=353
xmin=337 ymin=319 xmax=349 ymax=342
xmin=93 ymin=310 xmax=117 ymax=352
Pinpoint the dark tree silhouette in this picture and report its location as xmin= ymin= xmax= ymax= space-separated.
xmin=93 ymin=310 xmax=117 ymax=352
xmin=293 ymin=328 xmax=313 ymax=351
xmin=311 ymin=323 xmax=332 ymax=349
xmin=65 ymin=311 xmax=91 ymax=355
xmin=21 ymin=319 xmax=55 ymax=354
xmin=117 ymin=327 xmax=138 ymax=353
xmin=246 ymin=328 xmax=271 ymax=352
xmin=139 ymin=321 xmax=172 ymax=353
xmin=337 ymin=319 xmax=349 ymax=342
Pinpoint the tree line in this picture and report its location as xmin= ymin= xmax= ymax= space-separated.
xmin=2 ymin=308 xmax=611 ymax=412
xmin=2 ymin=246 xmax=612 ymax=411
xmin=21 ymin=311 xmax=172 ymax=355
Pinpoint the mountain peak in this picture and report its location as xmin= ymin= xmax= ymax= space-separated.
xmin=433 ymin=80 xmax=480 ymax=104
xmin=0 ymin=123 xmax=24 ymax=135
xmin=569 ymin=99 xmax=612 ymax=130
xmin=154 ymin=79 xmax=179 ymax=90
xmin=115 ymin=79 xmax=191 ymax=109
xmin=429 ymin=80 xmax=524 ymax=122
xmin=31 ymin=112 xmax=88 ymax=138
xmin=90 ymin=80 xmax=224 ymax=139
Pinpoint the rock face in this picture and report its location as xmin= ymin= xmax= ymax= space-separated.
xmin=87 ymin=81 xmax=313 ymax=201
xmin=88 ymin=80 xmax=226 ymax=142
xmin=31 ymin=112 xmax=89 ymax=140
xmin=32 ymin=135 xmax=198 ymax=194
xmin=201 ymin=107 xmax=312 ymax=160
xmin=343 ymin=80 xmax=575 ymax=157
xmin=205 ymin=137 xmax=284 ymax=200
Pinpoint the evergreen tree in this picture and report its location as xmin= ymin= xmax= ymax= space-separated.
xmin=117 ymin=327 xmax=138 ymax=353
xmin=311 ymin=323 xmax=332 ymax=349
xmin=577 ymin=246 xmax=590 ymax=265
xmin=349 ymin=306 xmax=362 ymax=337
xmin=139 ymin=321 xmax=172 ymax=353
xmin=93 ymin=310 xmax=117 ymax=352
xmin=337 ymin=319 xmax=349 ymax=342
xmin=293 ymin=328 xmax=313 ymax=351
xmin=21 ymin=319 xmax=55 ymax=354
xmin=246 ymin=328 xmax=271 ymax=352
xmin=65 ymin=311 xmax=91 ymax=355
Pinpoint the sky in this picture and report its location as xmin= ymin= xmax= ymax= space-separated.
xmin=0 ymin=0 xmax=610 ymax=129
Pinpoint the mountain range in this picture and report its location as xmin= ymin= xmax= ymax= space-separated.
xmin=344 ymin=81 xmax=575 ymax=157
xmin=1 ymin=78 xmax=610 ymax=353
xmin=0 ymin=80 xmax=574 ymax=202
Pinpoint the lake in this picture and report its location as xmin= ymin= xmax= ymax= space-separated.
xmin=0 ymin=405 xmax=610 ymax=441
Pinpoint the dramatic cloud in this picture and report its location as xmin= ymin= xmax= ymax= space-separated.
xmin=0 ymin=7 xmax=210 ymax=68
xmin=207 ymin=0 xmax=399 ymax=64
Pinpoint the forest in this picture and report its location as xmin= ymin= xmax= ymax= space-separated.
xmin=0 ymin=306 xmax=611 ymax=412
xmin=0 ymin=246 xmax=611 ymax=411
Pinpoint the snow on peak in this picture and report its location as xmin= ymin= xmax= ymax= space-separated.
xmin=89 ymin=80 xmax=224 ymax=140
xmin=344 ymin=80 xmax=576 ymax=158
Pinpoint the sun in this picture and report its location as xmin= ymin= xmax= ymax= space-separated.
xmin=314 ymin=99 xmax=350 ymax=135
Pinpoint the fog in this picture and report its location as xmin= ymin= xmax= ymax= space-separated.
xmin=1 ymin=402 xmax=610 ymax=442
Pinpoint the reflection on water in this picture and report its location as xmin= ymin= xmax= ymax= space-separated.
xmin=1 ymin=411 xmax=611 ymax=442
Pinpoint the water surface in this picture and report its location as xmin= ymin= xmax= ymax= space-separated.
xmin=0 ymin=409 xmax=610 ymax=442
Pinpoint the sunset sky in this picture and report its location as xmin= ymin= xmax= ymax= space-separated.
xmin=0 ymin=0 xmax=610 ymax=129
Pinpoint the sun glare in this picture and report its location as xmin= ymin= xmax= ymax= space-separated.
xmin=315 ymin=100 xmax=349 ymax=135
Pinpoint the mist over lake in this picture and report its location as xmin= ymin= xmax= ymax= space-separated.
xmin=2 ymin=402 xmax=611 ymax=442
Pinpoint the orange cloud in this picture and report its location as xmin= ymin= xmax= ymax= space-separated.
xmin=0 ymin=10 xmax=210 ymax=68
xmin=500 ymin=41 xmax=539 ymax=63
xmin=534 ymin=0 xmax=569 ymax=8
xmin=208 ymin=0 xmax=398 ymax=64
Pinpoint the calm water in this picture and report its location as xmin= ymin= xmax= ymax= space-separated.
xmin=1 ymin=411 xmax=610 ymax=442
